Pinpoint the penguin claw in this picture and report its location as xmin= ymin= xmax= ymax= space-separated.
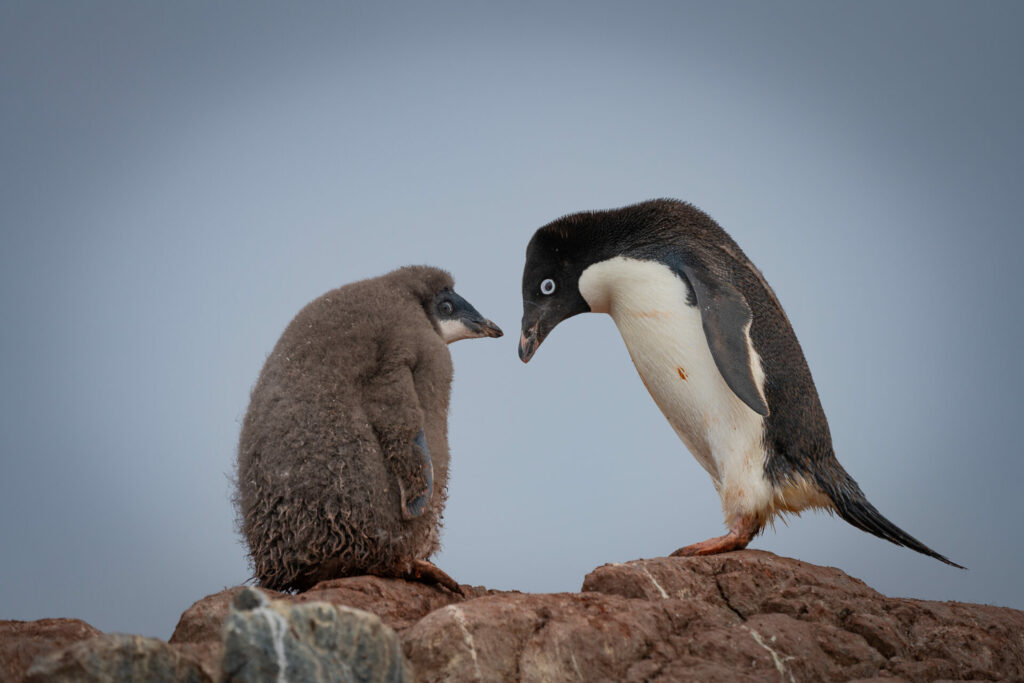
xmin=670 ymin=516 xmax=761 ymax=557
xmin=403 ymin=559 xmax=465 ymax=596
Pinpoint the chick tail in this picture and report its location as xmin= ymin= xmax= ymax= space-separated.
xmin=814 ymin=467 xmax=965 ymax=569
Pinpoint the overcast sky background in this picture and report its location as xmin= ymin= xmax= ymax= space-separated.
xmin=2 ymin=2 xmax=1022 ymax=640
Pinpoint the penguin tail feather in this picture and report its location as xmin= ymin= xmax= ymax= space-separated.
xmin=815 ymin=468 xmax=965 ymax=570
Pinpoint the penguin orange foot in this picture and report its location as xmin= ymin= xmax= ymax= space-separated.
xmin=670 ymin=516 xmax=762 ymax=557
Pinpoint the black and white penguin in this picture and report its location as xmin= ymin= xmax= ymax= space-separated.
xmin=236 ymin=266 xmax=503 ymax=593
xmin=518 ymin=199 xmax=961 ymax=566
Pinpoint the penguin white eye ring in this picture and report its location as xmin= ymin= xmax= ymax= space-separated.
xmin=540 ymin=278 xmax=556 ymax=295
xmin=438 ymin=299 xmax=454 ymax=316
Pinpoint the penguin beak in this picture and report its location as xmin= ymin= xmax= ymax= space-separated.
xmin=518 ymin=314 xmax=546 ymax=363
xmin=519 ymin=294 xmax=586 ymax=362
xmin=440 ymin=290 xmax=503 ymax=343
xmin=466 ymin=316 xmax=504 ymax=339
xmin=444 ymin=313 xmax=502 ymax=343
xmin=518 ymin=326 xmax=539 ymax=362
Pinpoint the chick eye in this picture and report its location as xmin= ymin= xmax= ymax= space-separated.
xmin=439 ymin=300 xmax=454 ymax=316
xmin=540 ymin=278 xmax=556 ymax=295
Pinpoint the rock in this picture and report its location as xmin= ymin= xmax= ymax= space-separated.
xmin=169 ymin=586 xmax=269 ymax=681
xmin=580 ymin=549 xmax=882 ymax=610
xmin=402 ymin=588 xmax=880 ymax=681
xmin=168 ymin=577 xmax=480 ymax=680
xmin=404 ymin=550 xmax=1024 ymax=682
xmin=221 ymin=587 xmax=411 ymax=683
xmin=7 ymin=553 xmax=1024 ymax=682
xmin=581 ymin=550 xmax=1024 ymax=681
xmin=170 ymin=577 xmax=477 ymax=647
xmin=301 ymin=576 xmax=492 ymax=634
xmin=403 ymin=591 xmax=706 ymax=682
xmin=171 ymin=642 xmax=227 ymax=683
xmin=171 ymin=587 xmax=276 ymax=646
xmin=23 ymin=633 xmax=211 ymax=683
xmin=0 ymin=618 xmax=102 ymax=683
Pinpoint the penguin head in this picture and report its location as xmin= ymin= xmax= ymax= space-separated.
xmin=432 ymin=287 xmax=504 ymax=343
xmin=518 ymin=217 xmax=597 ymax=362
xmin=388 ymin=266 xmax=503 ymax=344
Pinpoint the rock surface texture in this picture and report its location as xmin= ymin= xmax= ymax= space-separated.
xmin=23 ymin=633 xmax=210 ymax=683
xmin=0 ymin=619 xmax=101 ymax=682
xmin=221 ymin=587 xmax=410 ymax=683
xmin=4 ymin=552 xmax=1023 ymax=682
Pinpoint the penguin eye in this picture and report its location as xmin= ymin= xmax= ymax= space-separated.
xmin=438 ymin=300 xmax=454 ymax=316
xmin=540 ymin=278 xmax=556 ymax=295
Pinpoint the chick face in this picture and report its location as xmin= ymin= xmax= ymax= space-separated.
xmin=432 ymin=288 xmax=503 ymax=343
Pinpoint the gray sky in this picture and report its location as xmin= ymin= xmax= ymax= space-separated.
xmin=2 ymin=1 xmax=1021 ymax=639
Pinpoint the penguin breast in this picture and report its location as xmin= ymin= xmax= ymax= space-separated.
xmin=579 ymin=257 xmax=768 ymax=490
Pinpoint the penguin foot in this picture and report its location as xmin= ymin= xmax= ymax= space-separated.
xmin=401 ymin=559 xmax=465 ymax=596
xmin=670 ymin=516 xmax=761 ymax=557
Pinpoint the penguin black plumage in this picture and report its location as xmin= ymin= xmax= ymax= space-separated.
xmin=518 ymin=199 xmax=961 ymax=567
xmin=235 ymin=266 xmax=502 ymax=593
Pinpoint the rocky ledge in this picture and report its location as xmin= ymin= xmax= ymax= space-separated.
xmin=2 ymin=551 xmax=1022 ymax=682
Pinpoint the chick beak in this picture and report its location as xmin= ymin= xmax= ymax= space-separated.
xmin=473 ymin=318 xmax=504 ymax=338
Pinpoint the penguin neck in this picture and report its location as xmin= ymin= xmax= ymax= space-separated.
xmin=579 ymin=256 xmax=669 ymax=318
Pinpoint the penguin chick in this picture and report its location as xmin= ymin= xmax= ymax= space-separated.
xmin=236 ymin=266 xmax=502 ymax=593
xmin=518 ymin=199 xmax=962 ymax=568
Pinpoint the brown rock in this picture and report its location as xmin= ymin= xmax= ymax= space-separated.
xmin=404 ymin=551 xmax=1023 ymax=682
xmin=167 ymin=587 xmax=267 ymax=680
xmin=169 ymin=577 xmax=480 ymax=647
xmin=402 ymin=592 xmax=678 ymax=682
xmin=166 ymin=576 xmax=486 ymax=678
xmin=401 ymin=586 xmax=889 ymax=681
xmin=300 ymin=575 xmax=492 ymax=634
xmin=170 ymin=586 xmax=280 ymax=645
xmin=581 ymin=549 xmax=882 ymax=619
xmin=0 ymin=619 xmax=102 ymax=683
xmin=23 ymin=633 xmax=211 ymax=683
xmin=9 ymin=553 xmax=1023 ymax=682
xmin=579 ymin=550 xmax=1024 ymax=682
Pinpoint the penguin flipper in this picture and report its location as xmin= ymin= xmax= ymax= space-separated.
xmin=399 ymin=430 xmax=434 ymax=519
xmin=365 ymin=365 xmax=434 ymax=520
xmin=677 ymin=264 xmax=770 ymax=416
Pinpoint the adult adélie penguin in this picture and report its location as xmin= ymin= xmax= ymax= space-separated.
xmin=518 ymin=198 xmax=962 ymax=567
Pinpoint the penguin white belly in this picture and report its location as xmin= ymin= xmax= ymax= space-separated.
xmin=580 ymin=257 xmax=773 ymax=521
